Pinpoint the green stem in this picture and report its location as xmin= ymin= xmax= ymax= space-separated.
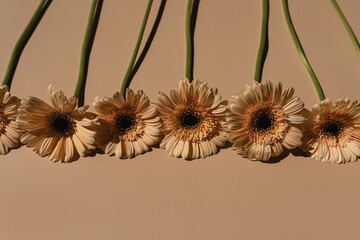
xmin=74 ymin=0 xmax=101 ymax=98
xmin=185 ymin=0 xmax=193 ymax=81
xmin=282 ymin=0 xmax=325 ymax=101
xmin=120 ymin=0 xmax=153 ymax=97
xmin=254 ymin=0 xmax=269 ymax=82
xmin=2 ymin=0 xmax=51 ymax=87
xmin=331 ymin=0 xmax=360 ymax=59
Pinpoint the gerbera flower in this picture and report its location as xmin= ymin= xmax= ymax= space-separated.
xmin=0 ymin=85 xmax=22 ymax=154
xmin=155 ymin=78 xmax=227 ymax=160
xmin=16 ymin=85 xmax=97 ymax=162
xmin=302 ymin=98 xmax=360 ymax=163
xmin=226 ymin=81 xmax=304 ymax=161
xmin=93 ymin=88 xmax=161 ymax=159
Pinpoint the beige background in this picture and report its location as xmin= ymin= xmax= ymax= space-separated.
xmin=1 ymin=0 xmax=360 ymax=239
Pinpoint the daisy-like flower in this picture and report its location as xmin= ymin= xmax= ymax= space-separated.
xmin=302 ymin=98 xmax=360 ymax=163
xmin=16 ymin=85 xmax=97 ymax=162
xmin=93 ymin=88 xmax=161 ymax=159
xmin=226 ymin=81 xmax=304 ymax=161
xmin=155 ymin=78 xmax=227 ymax=160
xmin=0 ymin=85 xmax=22 ymax=154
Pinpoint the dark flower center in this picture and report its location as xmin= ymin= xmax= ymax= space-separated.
xmin=116 ymin=115 xmax=136 ymax=133
xmin=180 ymin=110 xmax=202 ymax=129
xmin=253 ymin=110 xmax=274 ymax=132
xmin=50 ymin=112 xmax=73 ymax=134
xmin=321 ymin=120 xmax=343 ymax=137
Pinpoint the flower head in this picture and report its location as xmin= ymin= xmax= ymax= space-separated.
xmin=93 ymin=88 xmax=161 ymax=159
xmin=16 ymin=85 xmax=97 ymax=162
xmin=155 ymin=78 xmax=227 ymax=160
xmin=226 ymin=81 xmax=304 ymax=161
xmin=0 ymin=85 xmax=22 ymax=154
xmin=302 ymin=98 xmax=360 ymax=163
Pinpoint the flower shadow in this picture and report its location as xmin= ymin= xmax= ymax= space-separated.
xmin=259 ymin=148 xmax=309 ymax=164
xmin=260 ymin=149 xmax=290 ymax=164
xmin=290 ymin=148 xmax=308 ymax=158
xmin=88 ymin=147 xmax=105 ymax=158
xmin=220 ymin=141 xmax=232 ymax=150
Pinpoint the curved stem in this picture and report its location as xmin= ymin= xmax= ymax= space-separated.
xmin=185 ymin=0 xmax=193 ymax=82
xmin=282 ymin=0 xmax=325 ymax=101
xmin=331 ymin=0 xmax=360 ymax=59
xmin=74 ymin=0 xmax=101 ymax=98
xmin=254 ymin=0 xmax=269 ymax=82
xmin=120 ymin=0 xmax=153 ymax=97
xmin=2 ymin=0 xmax=51 ymax=88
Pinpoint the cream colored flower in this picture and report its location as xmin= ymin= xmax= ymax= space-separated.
xmin=155 ymin=78 xmax=227 ymax=160
xmin=226 ymin=81 xmax=304 ymax=161
xmin=93 ymin=88 xmax=161 ymax=159
xmin=16 ymin=85 xmax=97 ymax=162
xmin=302 ymin=98 xmax=360 ymax=163
xmin=0 ymin=85 xmax=22 ymax=154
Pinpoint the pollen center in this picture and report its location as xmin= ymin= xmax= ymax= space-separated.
xmin=49 ymin=112 xmax=74 ymax=134
xmin=179 ymin=110 xmax=202 ymax=129
xmin=116 ymin=115 xmax=136 ymax=133
xmin=321 ymin=120 xmax=343 ymax=137
xmin=253 ymin=110 xmax=274 ymax=132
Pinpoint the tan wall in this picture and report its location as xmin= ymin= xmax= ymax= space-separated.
xmin=1 ymin=0 xmax=360 ymax=239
